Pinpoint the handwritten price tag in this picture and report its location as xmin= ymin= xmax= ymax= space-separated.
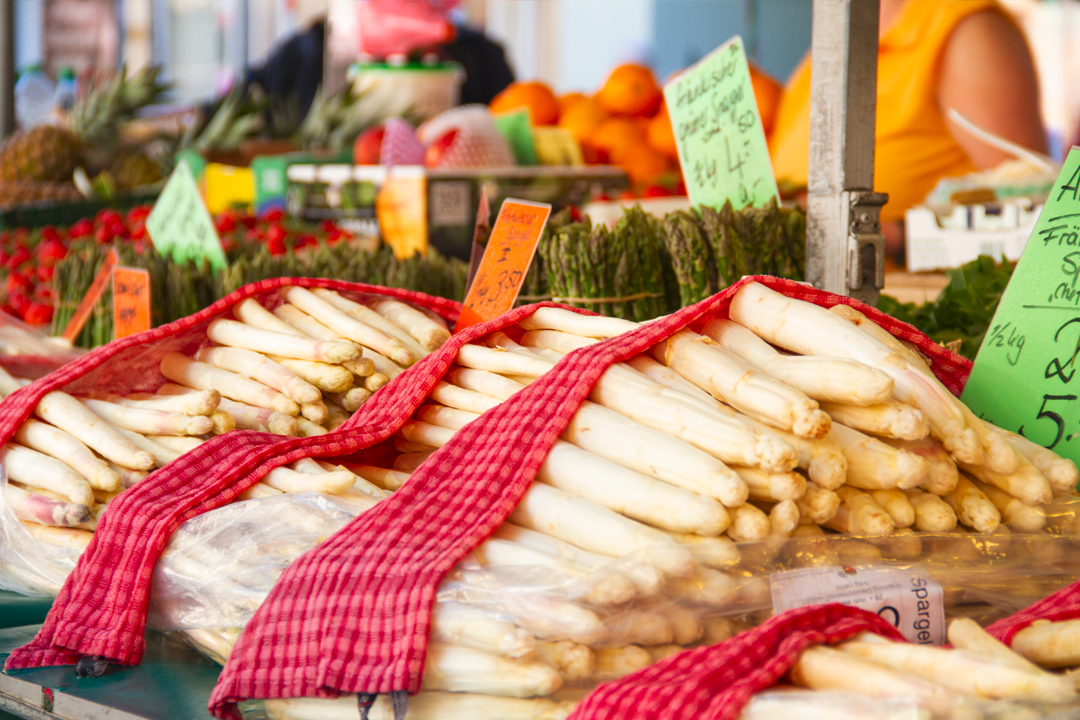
xmin=146 ymin=159 xmax=227 ymax=272
xmin=454 ymin=199 xmax=551 ymax=332
xmin=962 ymin=147 xmax=1080 ymax=469
xmin=112 ymin=266 xmax=151 ymax=339
xmin=664 ymin=35 xmax=778 ymax=211
xmin=61 ymin=248 xmax=118 ymax=343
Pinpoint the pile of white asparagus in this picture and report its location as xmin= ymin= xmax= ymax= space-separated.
xmin=0 ymin=287 xmax=451 ymax=595
xmin=145 ymin=282 xmax=1080 ymax=720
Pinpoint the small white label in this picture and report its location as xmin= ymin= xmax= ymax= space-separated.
xmin=770 ymin=566 xmax=945 ymax=646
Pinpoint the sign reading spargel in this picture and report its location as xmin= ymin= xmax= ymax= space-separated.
xmin=663 ymin=35 xmax=778 ymax=211
xmin=771 ymin=566 xmax=945 ymax=645
xmin=146 ymin=159 xmax=227 ymax=272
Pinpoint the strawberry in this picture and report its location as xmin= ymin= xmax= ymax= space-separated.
xmin=23 ymin=301 xmax=53 ymax=326
xmin=6 ymin=291 xmax=30 ymax=319
xmin=6 ymin=272 xmax=33 ymax=294
xmin=6 ymin=246 xmax=30 ymax=270
xmin=262 ymin=208 xmax=285 ymax=224
xmin=37 ymin=239 xmax=67 ymax=266
xmin=265 ymin=234 xmax=287 ymax=256
xmin=36 ymin=265 xmax=54 ymax=282
xmin=68 ymin=219 xmax=93 ymax=239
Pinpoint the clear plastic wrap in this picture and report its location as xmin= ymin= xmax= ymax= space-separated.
xmin=740 ymin=689 xmax=1080 ymax=720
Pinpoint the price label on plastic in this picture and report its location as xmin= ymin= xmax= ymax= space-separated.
xmin=455 ymin=199 xmax=551 ymax=332
xmin=771 ymin=566 xmax=945 ymax=645
xmin=963 ymin=147 xmax=1080 ymax=473
xmin=112 ymin=266 xmax=151 ymax=339
xmin=664 ymin=35 xmax=778 ymax=211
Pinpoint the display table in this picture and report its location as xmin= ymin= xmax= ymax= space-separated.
xmin=0 ymin=625 xmax=219 ymax=720
xmin=0 ymin=595 xmax=52 ymax=631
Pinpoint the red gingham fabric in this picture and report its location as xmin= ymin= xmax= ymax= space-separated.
xmin=986 ymin=577 xmax=1080 ymax=647
xmin=2 ymin=277 xmax=461 ymax=671
xmin=570 ymin=604 xmax=903 ymax=720
xmin=206 ymin=277 xmax=975 ymax=718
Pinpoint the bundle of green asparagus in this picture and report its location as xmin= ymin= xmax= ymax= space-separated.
xmin=51 ymin=241 xmax=467 ymax=348
xmin=530 ymin=201 xmax=805 ymax=321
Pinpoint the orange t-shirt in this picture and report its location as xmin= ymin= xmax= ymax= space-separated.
xmin=768 ymin=0 xmax=1001 ymax=223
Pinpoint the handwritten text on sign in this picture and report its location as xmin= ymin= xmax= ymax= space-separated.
xmin=454 ymin=199 xmax=551 ymax=332
xmin=146 ymin=160 xmax=227 ymax=272
xmin=663 ymin=35 xmax=778 ymax=211
xmin=963 ymin=147 xmax=1080 ymax=469
xmin=112 ymin=266 xmax=151 ymax=339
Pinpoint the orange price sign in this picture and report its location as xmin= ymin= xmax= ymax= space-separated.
xmin=112 ymin=266 xmax=151 ymax=339
xmin=454 ymin=199 xmax=551 ymax=332
xmin=62 ymin=248 xmax=118 ymax=343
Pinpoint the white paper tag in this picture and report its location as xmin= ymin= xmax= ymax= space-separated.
xmin=770 ymin=566 xmax=945 ymax=646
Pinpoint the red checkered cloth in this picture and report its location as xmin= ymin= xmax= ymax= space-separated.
xmin=206 ymin=277 xmax=974 ymax=718
xmin=987 ymin=577 xmax=1080 ymax=647
xmin=3 ymin=277 xmax=460 ymax=672
xmin=571 ymin=604 xmax=903 ymax=720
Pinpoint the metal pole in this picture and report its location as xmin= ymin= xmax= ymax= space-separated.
xmin=0 ymin=1 xmax=14 ymax=138
xmin=806 ymin=0 xmax=887 ymax=305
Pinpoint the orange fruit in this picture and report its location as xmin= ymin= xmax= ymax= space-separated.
xmin=596 ymin=63 xmax=662 ymax=117
xmin=748 ymin=63 xmax=783 ymax=136
xmin=558 ymin=97 xmax=608 ymax=144
xmin=558 ymin=92 xmax=588 ymax=114
xmin=619 ymin=144 xmax=671 ymax=186
xmin=489 ymin=81 xmax=560 ymax=126
xmin=647 ymin=102 xmax=679 ymax=160
xmin=586 ymin=116 xmax=647 ymax=164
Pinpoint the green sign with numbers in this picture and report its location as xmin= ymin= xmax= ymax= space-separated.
xmin=962 ymin=147 xmax=1080 ymax=462
xmin=663 ymin=35 xmax=778 ymax=211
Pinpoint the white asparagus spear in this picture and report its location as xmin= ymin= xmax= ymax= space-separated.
xmin=431 ymin=602 xmax=536 ymax=659
xmin=114 ymin=428 xmax=181 ymax=465
xmin=819 ymin=400 xmax=929 ymax=441
xmin=701 ymin=318 xmax=894 ymax=406
xmin=591 ymin=646 xmax=652 ymax=682
xmin=651 ymin=329 xmax=831 ymax=439
xmin=534 ymin=641 xmax=594 ymax=682
xmin=421 ymin=643 xmax=562 ymax=698
xmin=605 ymin=609 xmax=673 ymax=646
xmin=210 ymin=409 xmax=236 ymax=435
xmin=296 ymin=418 xmax=327 ymax=437
xmin=274 ymin=307 xmax=379 ymax=381
xmin=363 ymin=372 xmax=389 ymax=392
xmin=299 ymin=401 xmax=329 ymax=425
xmin=149 ymin=435 xmax=205 ymax=453
xmin=362 ymin=347 xmax=405 ymax=380
xmin=791 ymin=645 xmax=955 ymax=700
xmin=726 ymin=503 xmax=771 ymax=542
xmin=944 ymin=475 xmax=1000 ymax=533
xmin=734 ymin=467 xmax=806 ymax=502
xmin=430 ymin=380 xmax=501 ymax=414
xmin=157 ymin=383 xmax=299 ymax=436
xmin=348 ymin=465 xmax=410 ymax=491
xmin=769 ymin=499 xmax=801 ymax=537
xmin=236 ymin=482 xmax=283 ymax=501
xmin=466 ymin=342 xmax=797 ymax=473
xmin=870 ymin=489 xmax=915 ymax=528
xmin=1003 ymin=431 xmax=1079 ymax=494
xmin=195 ymin=346 xmax=322 ymax=405
xmin=444 ymin=369 xmax=749 ymax=506
xmin=324 ymin=402 xmax=349 ymax=431
xmin=267 ymin=356 xmax=353 ymax=394
xmin=883 ymin=437 xmax=959 ymax=496
xmin=105 ymin=389 xmax=220 ymax=416
xmin=112 ymin=461 xmax=148 ymax=488
xmin=796 ymin=482 xmax=841 ymax=525
xmin=329 ymin=388 xmax=371 ymax=412
xmin=731 ymin=283 xmax=983 ymax=465
xmin=958 ymin=455 xmax=1052 ymax=507
xmin=313 ymin=461 xmax=389 ymax=499
xmin=5 ymin=483 xmax=91 ymax=527
xmin=394 ymin=451 xmax=433 ymax=472
xmin=81 ymin=398 xmax=214 ymax=436
xmin=659 ymin=604 xmax=703 ymax=645
xmin=825 ymin=487 xmax=895 ymax=536
xmin=517 ymin=306 xmax=637 ymax=338
xmin=970 ymin=478 xmax=1047 ymax=532
xmin=948 ymin=618 xmax=1044 ymax=674
xmin=3 ymin=376 xmax=154 ymax=471
xmin=828 ymin=302 xmax=1020 ymax=474
xmin=828 ymin=423 xmax=929 ymax=490
xmin=366 ymin=296 xmax=451 ymax=351
xmin=2 ymin=443 xmax=94 ymax=506
xmin=312 ymin=289 xmax=428 ymax=359
xmin=404 ymin=415 xmax=730 ymax=537
xmin=161 ymin=353 xmax=299 ymax=416
xmin=264 ymin=693 xmax=573 ymax=720
xmin=1013 ymin=619 xmax=1080 ymax=669
xmin=511 ymin=482 xmax=695 ymax=577
xmin=21 ymin=520 xmax=93 ymax=550
xmin=263 ymin=465 xmax=355 ymax=494
xmin=665 ymin=532 xmax=741 ymax=569
xmin=903 ymin=489 xmax=958 ymax=533
xmin=13 ymin=418 xmax=120 ymax=491
xmin=233 ymin=298 xmax=300 ymax=335
xmin=208 ymin=318 xmax=359 ymax=364
xmin=840 ymin=635 xmax=1076 ymax=703
xmin=283 ymin=287 xmax=414 ymax=366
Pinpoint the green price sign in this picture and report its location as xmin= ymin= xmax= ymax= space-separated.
xmin=962 ymin=147 xmax=1080 ymax=462
xmin=663 ymin=35 xmax=778 ymax=211
xmin=146 ymin=159 xmax=227 ymax=272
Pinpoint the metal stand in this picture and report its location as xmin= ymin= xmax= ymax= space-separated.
xmin=0 ymin=2 xmax=14 ymax=139
xmin=806 ymin=0 xmax=887 ymax=304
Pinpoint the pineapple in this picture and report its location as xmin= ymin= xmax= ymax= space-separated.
xmin=0 ymin=125 xmax=81 ymax=183
xmin=106 ymin=146 xmax=163 ymax=191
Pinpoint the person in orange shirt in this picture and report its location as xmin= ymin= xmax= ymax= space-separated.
xmin=768 ymin=0 xmax=1047 ymax=260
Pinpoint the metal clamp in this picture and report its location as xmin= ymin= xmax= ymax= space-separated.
xmin=845 ymin=190 xmax=888 ymax=298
